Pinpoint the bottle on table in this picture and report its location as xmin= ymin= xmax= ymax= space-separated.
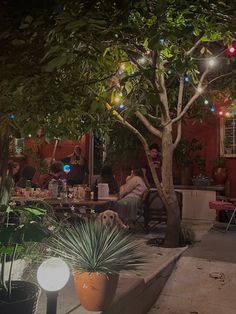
xmin=93 ymin=179 xmax=98 ymax=201
xmin=84 ymin=185 xmax=91 ymax=200
xmin=25 ymin=180 xmax=31 ymax=197
xmin=48 ymin=179 xmax=59 ymax=198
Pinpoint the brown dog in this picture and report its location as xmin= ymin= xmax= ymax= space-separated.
xmin=97 ymin=210 xmax=127 ymax=229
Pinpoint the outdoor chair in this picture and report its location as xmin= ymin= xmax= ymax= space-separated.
xmin=143 ymin=190 xmax=182 ymax=234
xmin=209 ymin=200 xmax=236 ymax=232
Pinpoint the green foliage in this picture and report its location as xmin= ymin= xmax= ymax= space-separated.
xmin=48 ymin=222 xmax=144 ymax=273
xmin=0 ymin=202 xmax=50 ymax=299
xmin=180 ymin=223 xmax=195 ymax=246
xmin=214 ymin=155 xmax=226 ymax=168
xmin=173 ymin=138 xmax=203 ymax=168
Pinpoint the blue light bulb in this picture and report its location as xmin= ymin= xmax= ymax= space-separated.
xmin=184 ymin=76 xmax=189 ymax=82
xmin=210 ymin=107 xmax=215 ymax=112
xmin=63 ymin=164 xmax=71 ymax=173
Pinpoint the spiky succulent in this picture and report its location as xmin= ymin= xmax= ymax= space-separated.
xmin=48 ymin=222 xmax=144 ymax=273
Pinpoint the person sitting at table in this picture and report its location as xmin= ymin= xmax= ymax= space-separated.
xmin=40 ymin=161 xmax=65 ymax=190
xmin=114 ymin=166 xmax=148 ymax=225
xmin=62 ymin=145 xmax=89 ymax=186
xmin=16 ymin=165 xmax=38 ymax=188
xmin=96 ymin=165 xmax=119 ymax=194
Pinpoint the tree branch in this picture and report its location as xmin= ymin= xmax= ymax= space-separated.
xmin=208 ymin=71 xmax=234 ymax=85
xmin=169 ymin=67 xmax=209 ymax=125
xmin=185 ymin=35 xmax=203 ymax=56
xmin=135 ymin=111 xmax=162 ymax=138
xmin=173 ymin=77 xmax=184 ymax=148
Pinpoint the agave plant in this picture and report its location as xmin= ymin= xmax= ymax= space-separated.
xmin=48 ymin=222 xmax=144 ymax=273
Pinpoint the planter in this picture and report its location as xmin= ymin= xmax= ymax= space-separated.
xmin=0 ymin=281 xmax=40 ymax=314
xmin=213 ymin=167 xmax=227 ymax=185
xmin=180 ymin=166 xmax=193 ymax=185
xmin=74 ymin=272 xmax=119 ymax=311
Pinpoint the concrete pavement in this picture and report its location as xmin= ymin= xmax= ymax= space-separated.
xmin=149 ymin=225 xmax=236 ymax=314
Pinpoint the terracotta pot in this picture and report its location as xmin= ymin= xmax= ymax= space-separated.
xmin=213 ymin=167 xmax=227 ymax=185
xmin=73 ymin=272 xmax=119 ymax=311
xmin=180 ymin=166 xmax=193 ymax=185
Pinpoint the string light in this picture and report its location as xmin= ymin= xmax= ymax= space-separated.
xmin=210 ymin=106 xmax=215 ymax=112
xmin=219 ymin=111 xmax=223 ymax=116
xmin=208 ymin=58 xmax=216 ymax=67
xmin=225 ymin=112 xmax=231 ymax=117
xmin=229 ymin=46 xmax=235 ymax=53
xmin=114 ymin=97 xmax=121 ymax=103
xmin=119 ymin=104 xmax=125 ymax=109
xmin=160 ymin=38 xmax=165 ymax=44
xmin=184 ymin=75 xmax=189 ymax=82
xmin=204 ymin=99 xmax=209 ymax=105
xmin=138 ymin=57 xmax=146 ymax=65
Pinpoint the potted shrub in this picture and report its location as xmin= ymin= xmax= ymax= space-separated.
xmin=213 ymin=156 xmax=227 ymax=185
xmin=48 ymin=221 xmax=144 ymax=311
xmin=0 ymin=202 xmax=50 ymax=314
xmin=174 ymin=138 xmax=203 ymax=185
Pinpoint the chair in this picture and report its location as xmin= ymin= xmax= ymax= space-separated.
xmin=143 ymin=190 xmax=182 ymax=234
xmin=209 ymin=200 xmax=236 ymax=232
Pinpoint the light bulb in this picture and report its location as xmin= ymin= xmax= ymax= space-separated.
xmin=204 ymin=100 xmax=209 ymax=105
xmin=208 ymin=58 xmax=216 ymax=66
xmin=114 ymin=97 xmax=121 ymax=103
xmin=138 ymin=57 xmax=146 ymax=64
xmin=229 ymin=46 xmax=235 ymax=53
xmin=37 ymin=258 xmax=70 ymax=292
xmin=219 ymin=111 xmax=223 ymax=116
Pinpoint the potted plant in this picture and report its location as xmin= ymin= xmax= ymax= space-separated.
xmin=213 ymin=155 xmax=227 ymax=185
xmin=224 ymin=138 xmax=233 ymax=154
xmin=0 ymin=201 xmax=50 ymax=314
xmin=174 ymin=138 xmax=203 ymax=185
xmin=48 ymin=221 xmax=144 ymax=311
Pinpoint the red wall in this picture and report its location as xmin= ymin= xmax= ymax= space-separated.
xmin=182 ymin=116 xmax=236 ymax=197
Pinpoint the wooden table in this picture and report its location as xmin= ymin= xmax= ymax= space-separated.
xmin=11 ymin=195 xmax=118 ymax=221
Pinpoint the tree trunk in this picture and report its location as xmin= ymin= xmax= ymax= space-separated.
xmin=161 ymin=127 xmax=180 ymax=247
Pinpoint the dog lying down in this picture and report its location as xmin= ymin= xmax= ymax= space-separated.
xmin=97 ymin=210 xmax=128 ymax=229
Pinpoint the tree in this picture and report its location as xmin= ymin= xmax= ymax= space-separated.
xmin=40 ymin=0 xmax=236 ymax=247
xmin=0 ymin=0 xmax=98 ymax=205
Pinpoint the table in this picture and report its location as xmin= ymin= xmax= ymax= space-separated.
xmin=11 ymin=195 xmax=118 ymax=221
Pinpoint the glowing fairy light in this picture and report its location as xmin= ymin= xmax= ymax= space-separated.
xmin=114 ymin=97 xmax=121 ymax=103
xmin=208 ymin=58 xmax=216 ymax=66
xmin=184 ymin=75 xmax=189 ymax=82
xmin=219 ymin=111 xmax=223 ymax=116
xmin=204 ymin=99 xmax=209 ymax=105
xmin=225 ymin=112 xmax=231 ymax=117
xmin=138 ymin=57 xmax=146 ymax=64
xmin=210 ymin=107 xmax=215 ymax=112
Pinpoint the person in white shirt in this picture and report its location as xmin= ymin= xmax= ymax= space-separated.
xmin=114 ymin=167 xmax=148 ymax=225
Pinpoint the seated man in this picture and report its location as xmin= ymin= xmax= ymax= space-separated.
xmin=40 ymin=161 xmax=65 ymax=190
xmin=114 ymin=166 xmax=148 ymax=225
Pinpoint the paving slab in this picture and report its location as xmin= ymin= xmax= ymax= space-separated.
xmin=149 ymin=256 xmax=236 ymax=314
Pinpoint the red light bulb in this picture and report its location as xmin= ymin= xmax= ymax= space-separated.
xmin=229 ymin=47 xmax=235 ymax=53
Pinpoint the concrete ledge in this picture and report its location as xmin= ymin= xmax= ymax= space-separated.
xmin=77 ymin=246 xmax=187 ymax=314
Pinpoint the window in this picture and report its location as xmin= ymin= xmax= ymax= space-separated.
xmin=220 ymin=118 xmax=236 ymax=156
